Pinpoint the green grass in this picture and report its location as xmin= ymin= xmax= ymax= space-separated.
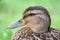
xmin=0 ymin=0 xmax=60 ymax=40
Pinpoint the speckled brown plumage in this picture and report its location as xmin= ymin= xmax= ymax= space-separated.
xmin=11 ymin=27 xmax=60 ymax=40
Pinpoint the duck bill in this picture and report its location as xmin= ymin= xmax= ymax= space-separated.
xmin=8 ymin=20 xmax=24 ymax=29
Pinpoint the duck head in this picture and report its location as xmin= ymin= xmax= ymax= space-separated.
xmin=8 ymin=6 xmax=51 ymax=33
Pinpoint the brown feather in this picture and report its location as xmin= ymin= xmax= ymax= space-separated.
xmin=11 ymin=27 xmax=60 ymax=40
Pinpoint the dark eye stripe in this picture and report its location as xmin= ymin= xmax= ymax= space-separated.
xmin=30 ymin=13 xmax=36 ymax=16
xmin=23 ymin=13 xmax=44 ymax=19
xmin=23 ymin=13 xmax=36 ymax=19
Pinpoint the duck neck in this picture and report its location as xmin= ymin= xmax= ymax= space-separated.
xmin=31 ymin=27 xmax=49 ymax=34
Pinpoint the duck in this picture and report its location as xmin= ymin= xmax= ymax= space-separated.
xmin=8 ymin=6 xmax=60 ymax=40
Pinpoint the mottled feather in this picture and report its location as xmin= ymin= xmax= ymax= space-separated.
xmin=11 ymin=27 xmax=60 ymax=40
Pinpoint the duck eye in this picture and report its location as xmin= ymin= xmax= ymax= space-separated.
xmin=29 ymin=13 xmax=36 ymax=16
xmin=23 ymin=13 xmax=36 ymax=19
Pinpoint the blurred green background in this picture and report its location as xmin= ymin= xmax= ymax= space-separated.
xmin=0 ymin=0 xmax=60 ymax=40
